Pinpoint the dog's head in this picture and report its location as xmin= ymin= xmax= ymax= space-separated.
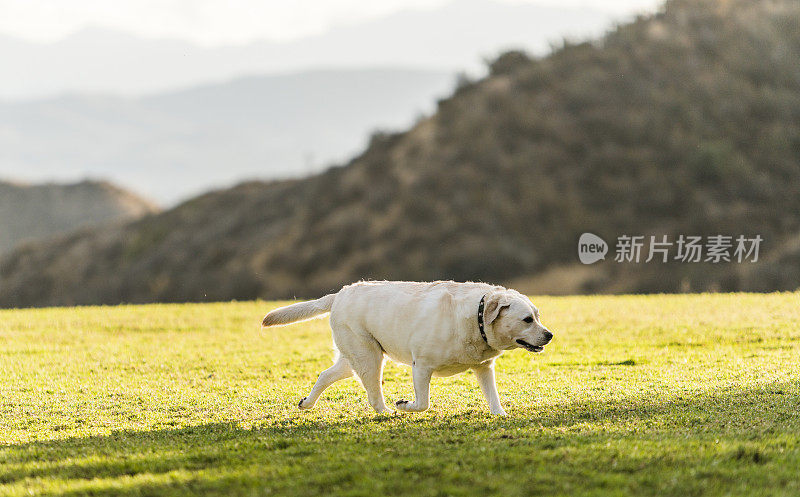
xmin=483 ymin=290 xmax=553 ymax=353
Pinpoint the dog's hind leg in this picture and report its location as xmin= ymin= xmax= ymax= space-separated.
xmin=334 ymin=328 xmax=390 ymax=413
xmin=395 ymin=364 xmax=433 ymax=413
xmin=298 ymin=355 xmax=353 ymax=410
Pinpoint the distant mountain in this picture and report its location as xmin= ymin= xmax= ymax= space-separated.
xmin=2 ymin=0 xmax=799 ymax=308
xmin=0 ymin=68 xmax=454 ymax=203
xmin=0 ymin=0 xmax=615 ymax=99
xmin=0 ymin=180 xmax=156 ymax=255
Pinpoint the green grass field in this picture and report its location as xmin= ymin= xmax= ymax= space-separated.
xmin=1 ymin=293 xmax=799 ymax=496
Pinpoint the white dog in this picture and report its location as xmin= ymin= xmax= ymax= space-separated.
xmin=261 ymin=280 xmax=553 ymax=415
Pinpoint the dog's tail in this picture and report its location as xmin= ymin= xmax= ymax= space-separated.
xmin=261 ymin=293 xmax=336 ymax=327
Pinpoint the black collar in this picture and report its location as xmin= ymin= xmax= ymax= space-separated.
xmin=477 ymin=295 xmax=488 ymax=344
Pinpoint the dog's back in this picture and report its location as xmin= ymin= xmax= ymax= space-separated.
xmin=330 ymin=281 xmax=494 ymax=365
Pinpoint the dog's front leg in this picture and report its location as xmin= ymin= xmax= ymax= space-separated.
xmin=474 ymin=363 xmax=507 ymax=415
xmin=395 ymin=365 xmax=433 ymax=413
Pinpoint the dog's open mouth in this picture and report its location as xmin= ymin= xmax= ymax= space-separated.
xmin=516 ymin=339 xmax=544 ymax=353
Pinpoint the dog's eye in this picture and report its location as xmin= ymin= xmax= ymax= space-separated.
xmin=523 ymin=316 xmax=533 ymax=323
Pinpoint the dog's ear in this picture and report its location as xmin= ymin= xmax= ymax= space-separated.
xmin=484 ymin=292 xmax=512 ymax=325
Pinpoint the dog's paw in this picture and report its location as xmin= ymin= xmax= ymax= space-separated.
xmin=298 ymin=397 xmax=311 ymax=410
xmin=394 ymin=400 xmax=428 ymax=413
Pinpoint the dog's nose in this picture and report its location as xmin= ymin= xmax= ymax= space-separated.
xmin=543 ymin=330 xmax=553 ymax=341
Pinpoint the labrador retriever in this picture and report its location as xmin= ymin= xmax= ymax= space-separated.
xmin=261 ymin=280 xmax=553 ymax=415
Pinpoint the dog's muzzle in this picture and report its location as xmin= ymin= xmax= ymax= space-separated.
xmin=515 ymin=339 xmax=544 ymax=353
xmin=516 ymin=331 xmax=552 ymax=353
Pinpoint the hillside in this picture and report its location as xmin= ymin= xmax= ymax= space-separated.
xmin=2 ymin=0 xmax=800 ymax=307
xmin=0 ymin=68 xmax=454 ymax=203
xmin=0 ymin=180 xmax=157 ymax=255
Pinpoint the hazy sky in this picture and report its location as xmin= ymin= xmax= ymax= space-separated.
xmin=0 ymin=0 xmax=661 ymax=46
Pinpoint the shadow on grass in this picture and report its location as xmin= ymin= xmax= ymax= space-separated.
xmin=2 ymin=381 xmax=799 ymax=496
